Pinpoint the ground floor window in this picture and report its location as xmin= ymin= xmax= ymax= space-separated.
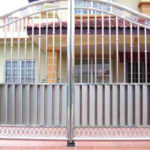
xmin=127 ymin=62 xmax=150 ymax=83
xmin=5 ymin=60 xmax=36 ymax=83
xmin=75 ymin=58 xmax=110 ymax=83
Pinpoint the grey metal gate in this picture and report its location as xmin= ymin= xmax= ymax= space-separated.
xmin=72 ymin=0 xmax=150 ymax=142
xmin=0 ymin=0 xmax=69 ymax=140
xmin=0 ymin=0 xmax=150 ymax=144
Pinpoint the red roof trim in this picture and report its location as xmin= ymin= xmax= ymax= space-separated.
xmin=27 ymin=17 xmax=145 ymax=29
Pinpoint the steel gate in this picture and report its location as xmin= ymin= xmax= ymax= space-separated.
xmin=0 ymin=0 xmax=150 ymax=144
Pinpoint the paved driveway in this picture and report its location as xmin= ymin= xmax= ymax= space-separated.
xmin=0 ymin=140 xmax=149 ymax=150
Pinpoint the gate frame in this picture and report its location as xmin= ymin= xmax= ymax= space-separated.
xmin=0 ymin=0 xmax=150 ymax=146
xmin=67 ymin=0 xmax=75 ymax=146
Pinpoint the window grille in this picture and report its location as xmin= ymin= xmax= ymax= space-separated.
xmin=75 ymin=58 xmax=110 ymax=83
xmin=127 ymin=62 xmax=150 ymax=83
xmin=5 ymin=60 xmax=36 ymax=83
xmin=75 ymin=0 xmax=112 ymax=14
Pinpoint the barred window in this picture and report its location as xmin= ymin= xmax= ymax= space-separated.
xmin=127 ymin=62 xmax=150 ymax=83
xmin=75 ymin=0 xmax=112 ymax=14
xmin=75 ymin=58 xmax=110 ymax=83
xmin=5 ymin=60 xmax=36 ymax=83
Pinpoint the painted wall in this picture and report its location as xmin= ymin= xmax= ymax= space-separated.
xmin=0 ymin=40 xmax=46 ymax=83
xmin=114 ymin=0 xmax=140 ymax=11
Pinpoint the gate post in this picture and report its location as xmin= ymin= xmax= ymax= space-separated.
xmin=67 ymin=0 xmax=75 ymax=147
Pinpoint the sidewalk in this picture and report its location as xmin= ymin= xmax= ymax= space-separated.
xmin=0 ymin=140 xmax=149 ymax=150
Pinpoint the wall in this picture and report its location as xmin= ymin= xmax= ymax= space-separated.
xmin=114 ymin=0 xmax=140 ymax=11
xmin=0 ymin=39 xmax=46 ymax=83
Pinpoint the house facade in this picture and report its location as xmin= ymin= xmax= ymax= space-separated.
xmin=0 ymin=0 xmax=150 ymax=142
xmin=0 ymin=0 xmax=149 ymax=84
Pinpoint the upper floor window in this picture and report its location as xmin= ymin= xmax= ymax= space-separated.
xmin=75 ymin=0 xmax=113 ymax=14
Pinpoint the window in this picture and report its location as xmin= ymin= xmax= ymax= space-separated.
xmin=127 ymin=62 xmax=150 ymax=83
xmin=75 ymin=0 xmax=112 ymax=14
xmin=75 ymin=58 xmax=110 ymax=83
xmin=6 ymin=60 xmax=36 ymax=83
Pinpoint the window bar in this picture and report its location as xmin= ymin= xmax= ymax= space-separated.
xmin=17 ymin=20 xmax=21 ymax=83
xmin=137 ymin=26 xmax=140 ymax=83
xmin=110 ymin=0 xmax=113 ymax=13
xmin=116 ymin=16 xmax=119 ymax=83
xmin=31 ymin=16 xmax=35 ymax=83
xmin=87 ymin=9 xmax=90 ymax=83
xmin=144 ymin=28 xmax=147 ymax=83
xmin=3 ymin=19 xmax=8 ymax=123
xmin=10 ymin=18 xmax=14 ymax=83
xmin=4 ymin=18 xmax=7 ymax=83
xmin=130 ymin=22 xmax=133 ymax=83
xmin=24 ymin=17 xmax=28 ymax=83
xmin=91 ymin=59 xmax=93 ymax=83
xmin=94 ymin=11 xmax=97 ymax=83
xmin=21 ymin=19 xmax=24 ymax=32
xmin=109 ymin=14 xmax=112 ymax=83
xmin=52 ymin=10 xmax=56 ymax=82
xmin=123 ymin=19 xmax=126 ymax=83
xmin=102 ymin=12 xmax=104 ymax=83
xmin=90 ymin=1 xmax=93 ymax=14
xmin=59 ymin=11 xmax=62 ymax=83
xmin=38 ymin=13 xmax=42 ymax=83
xmin=80 ymin=9 xmax=83 ymax=83
xmin=45 ymin=11 xmax=48 ymax=83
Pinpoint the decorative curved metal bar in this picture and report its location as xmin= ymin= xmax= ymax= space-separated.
xmin=75 ymin=7 xmax=150 ymax=29
xmin=0 ymin=0 xmax=66 ymax=18
xmin=0 ymin=0 xmax=67 ymax=28
xmin=76 ymin=0 xmax=150 ymax=28
xmin=82 ymin=0 xmax=150 ymax=20
xmin=0 ymin=0 xmax=150 ymax=26
xmin=0 ymin=7 xmax=67 ymax=29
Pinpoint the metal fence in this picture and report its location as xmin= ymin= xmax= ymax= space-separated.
xmin=0 ymin=0 xmax=150 ymax=144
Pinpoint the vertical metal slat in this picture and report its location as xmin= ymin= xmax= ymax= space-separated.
xmin=30 ymin=85 xmax=37 ymax=125
xmin=45 ymin=85 xmax=53 ymax=126
xmin=102 ymin=12 xmax=104 ymax=83
xmin=61 ymin=85 xmax=67 ymax=126
xmin=54 ymin=85 xmax=60 ymax=126
xmin=116 ymin=16 xmax=119 ymax=83
xmin=120 ymin=85 xmax=126 ymax=126
xmin=89 ymin=85 xmax=95 ymax=126
xmin=74 ymin=85 xmax=80 ymax=126
xmin=143 ymin=85 xmax=148 ymax=125
xmin=135 ymin=85 xmax=140 ymax=126
xmin=8 ymin=85 xmax=15 ymax=124
xmin=127 ymin=85 xmax=133 ymax=125
xmin=82 ymin=85 xmax=88 ymax=126
xmin=105 ymin=85 xmax=110 ymax=126
xmin=0 ymin=85 xmax=8 ymax=124
xmin=97 ymin=85 xmax=103 ymax=126
xmin=15 ymin=85 xmax=22 ymax=124
xmin=23 ymin=85 xmax=30 ymax=125
xmin=112 ymin=85 xmax=118 ymax=126
xmin=38 ymin=85 xmax=45 ymax=126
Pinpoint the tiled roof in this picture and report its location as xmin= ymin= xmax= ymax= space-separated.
xmin=27 ymin=17 xmax=145 ymax=29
